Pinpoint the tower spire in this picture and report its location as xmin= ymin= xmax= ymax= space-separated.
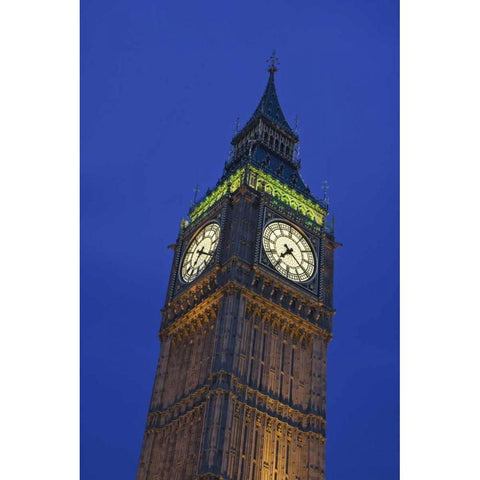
xmin=237 ymin=51 xmax=296 ymax=138
xmin=227 ymin=53 xmax=316 ymax=199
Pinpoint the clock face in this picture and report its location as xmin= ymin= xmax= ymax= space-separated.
xmin=262 ymin=221 xmax=316 ymax=282
xmin=180 ymin=222 xmax=221 ymax=283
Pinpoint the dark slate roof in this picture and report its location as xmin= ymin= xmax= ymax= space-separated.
xmin=220 ymin=145 xmax=327 ymax=207
xmin=251 ymin=70 xmax=296 ymax=136
xmin=252 ymin=69 xmax=296 ymax=136
xmin=233 ymin=70 xmax=298 ymax=144
xmin=250 ymin=146 xmax=309 ymax=193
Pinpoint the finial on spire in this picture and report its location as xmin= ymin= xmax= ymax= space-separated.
xmin=234 ymin=117 xmax=240 ymax=135
xmin=294 ymin=115 xmax=299 ymax=135
xmin=267 ymin=50 xmax=280 ymax=73
xmin=322 ymin=180 xmax=330 ymax=205
xmin=191 ymin=184 xmax=200 ymax=207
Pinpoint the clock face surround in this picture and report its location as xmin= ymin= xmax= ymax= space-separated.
xmin=180 ymin=222 xmax=221 ymax=283
xmin=262 ymin=220 xmax=316 ymax=282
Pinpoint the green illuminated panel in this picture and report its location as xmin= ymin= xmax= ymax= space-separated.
xmin=246 ymin=166 xmax=326 ymax=225
xmin=189 ymin=168 xmax=244 ymax=221
xmin=189 ymin=165 xmax=326 ymax=226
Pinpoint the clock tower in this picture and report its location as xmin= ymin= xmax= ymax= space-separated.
xmin=136 ymin=55 xmax=339 ymax=480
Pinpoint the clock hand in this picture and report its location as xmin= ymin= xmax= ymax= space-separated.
xmin=280 ymin=244 xmax=294 ymax=258
xmin=291 ymin=254 xmax=301 ymax=266
xmin=289 ymin=253 xmax=305 ymax=271
xmin=197 ymin=246 xmax=215 ymax=257
xmin=193 ymin=246 xmax=214 ymax=266
xmin=283 ymin=247 xmax=304 ymax=269
xmin=193 ymin=247 xmax=205 ymax=266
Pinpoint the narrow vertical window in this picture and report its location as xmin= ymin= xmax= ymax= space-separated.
xmin=281 ymin=343 xmax=285 ymax=372
xmin=275 ymin=439 xmax=279 ymax=469
xmin=290 ymin=348 xmax=295 ymax=375
xmin=242 ymin=425 xmax=248 ymax=455
xmin=249 ymin=329 xmax=257 ymax=384
xmin=286 ymin=443 xmax=290 ymax=474
xmin=252 ymin=329 xmax=257 ymax=355
xmin=261 ymin=332 xmax=267 ymax=361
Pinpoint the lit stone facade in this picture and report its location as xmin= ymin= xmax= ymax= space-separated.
xmin=137 ymin=60 xmax=338 ymax=480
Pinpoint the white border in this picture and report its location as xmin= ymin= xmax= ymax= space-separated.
xmin=0 ymin=1 xmax=79 ymax=479
xmin=401 ymin=1 xmax=480 ymax=479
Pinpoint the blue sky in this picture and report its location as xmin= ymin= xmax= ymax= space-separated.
xmin=81 ymin=1 xmax=399 ymax=479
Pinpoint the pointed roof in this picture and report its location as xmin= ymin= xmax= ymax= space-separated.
xmin=232 ymin=54 xmax=298 ymax=144
xmin=250 ymin=67 xmax=296 ymax=137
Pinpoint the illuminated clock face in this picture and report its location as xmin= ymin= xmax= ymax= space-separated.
xmin=262 ymin=221 xmax=316 ymax=282
xmin=180 ymin=222 xmax=221 ymax=283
